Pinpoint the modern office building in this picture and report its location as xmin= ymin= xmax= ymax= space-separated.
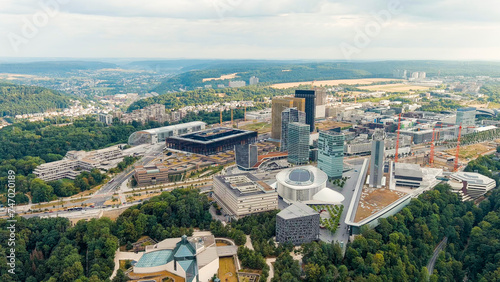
xmin=456 ymin=107 xmax=476 ymax=127
xmin=166 ymin=127 xmax=257 ymax=155
xmin=449 ymin=172 xmax=496 ymax=201
xmin=399 ymin=126 xmax=458 ymax=144
xmin=131 ymin=235 xmax=219 ymax=282
xmin=34 ymin=146 xmax=123 ymax=181
xmin=280 ymin=107 xmax=306 ymax=151
xmin=128 ymin=121 xmax=206 ymax=145
xmin=318 ymin=131 xmax=345 ymax=179
xmin=97 ymin=113 xmax=113 ymax=125
xmin=295 ymin=89 xmax=326 ymax=132
xmin=234 ymin=144 xmax=258 ymax=170
xmin=276 ymin=166 xmax=328 ymax=202
xmin=271 ymin=97 xmax=306 ymax=140
xmin=213 ymin=173 xmax=278 ymax=219
xmin=276 ymin=202 xmax=320 ymax=245
xmin=134 ymin=164 xmax=170 ymax=186
xmin=369 ymin=130 xmax=385 ymax=188
xmin=287 ymin=122 xmax=310 ymax=165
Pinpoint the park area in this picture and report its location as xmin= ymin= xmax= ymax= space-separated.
xmin=218 ymin=257 xmax=238 ymax=282
xmin=354 ymin=188 xmax=407 ymax=222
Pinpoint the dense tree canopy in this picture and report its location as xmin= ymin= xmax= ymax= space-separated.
xmin=0 ymin=83 xmax=72 ymax=117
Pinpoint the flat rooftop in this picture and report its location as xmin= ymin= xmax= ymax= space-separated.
xmin=277 ymin=202 xmax=317 ymax=220
xmin=168 ymin=127 xmax=256 ymax=144
xmin=354 ymin=188 xmax=408 ymax=223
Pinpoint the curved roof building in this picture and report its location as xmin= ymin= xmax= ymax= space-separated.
xmin=276 ymin=166 xmax=328 ymax=202
xmin=128 ymin=121 xmax=206 ymax=145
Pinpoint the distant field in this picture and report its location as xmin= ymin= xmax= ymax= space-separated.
xmin=270 ymin=78 xmax=400 ymax=89
xmin=202 ymin=73 xmax=238 ymax=82
xmin=357 ymin=83 xmax=431 ymax=92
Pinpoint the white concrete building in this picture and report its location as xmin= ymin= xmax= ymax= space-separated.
xmin=449 ymin=172 xmax=496 ymax=201
xmin=128 ymin=121 xmax=206 ymax=145
xmin=34 ymin=146 xmax=123 ymax=181
xmin=213 ymin=173 xmax=278 ymax=219
xmin=276 ymin=166 xmax=328 ymax=203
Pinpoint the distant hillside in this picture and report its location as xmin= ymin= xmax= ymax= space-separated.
xmin=153 ymin=60 xmax=500 ymax=93
xmin=0 ymin=61 xmax=117 ymax=75
xmin=0 ymin=82 xmax=72 ymax=116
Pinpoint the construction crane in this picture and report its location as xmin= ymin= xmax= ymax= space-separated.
xmin=429 ymin=127 xmax=436 ymax=166
xmin=220 ymin=109 xmax=223 ymax=126
xmin=454 ymin=124 xmax=463 ymax=172
xmin=395 ymin=113 xmax=402 ymax=163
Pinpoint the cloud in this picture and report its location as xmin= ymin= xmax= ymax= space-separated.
xmin=0 ymin=0 xmax=499 ymax=60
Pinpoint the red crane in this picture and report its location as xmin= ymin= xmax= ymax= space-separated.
xmin=395 ymin=113 xmax=402 ymax=163
xmin=430 ymin=127 xmax=436 ymax=166
xmin=454 ymin=124 xmax=463 ymax=172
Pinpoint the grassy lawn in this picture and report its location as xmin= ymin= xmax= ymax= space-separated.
xmin=241 ymin=122 xmax=272 ymax=134
xmin=218 ymin=257 xmax=237 ymax=282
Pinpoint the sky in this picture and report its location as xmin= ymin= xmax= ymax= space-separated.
xmin=1 ymin=0 xmax=500 ymax=60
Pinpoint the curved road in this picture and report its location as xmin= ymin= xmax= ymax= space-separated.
xmin=427 ymin=237 xmax=448 ymax=276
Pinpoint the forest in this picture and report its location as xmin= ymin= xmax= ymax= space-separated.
xmin=0 ymin=83 xmax=73 ymax=116
xmin=128 ymin=86 xmax=288 ymax=112
xmin=0 ymin=180 xmax=498 ymax=281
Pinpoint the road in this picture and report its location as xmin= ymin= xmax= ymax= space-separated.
xmin=18 ymin=143 xmax=165 ymax=219
xmin=322 ymin=158 xmax=368 ymax=252
xmin=427 ymin=237 xmax=448 ymax=276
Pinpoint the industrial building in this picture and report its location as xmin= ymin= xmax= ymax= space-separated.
xmin=128 ymin=121 xmax=206 ymax=145
xmin=276 ymin=202 xmax=320 ymax=245
xmin=134 ymin=164 xmax=170 ymax=186
xmin=271 ymin=97 xmax=306 ymax=140
xmin=281 ymin=107 xmax=306 ymax=151
xmin=287 ymin=122 xmax=310 ymax=165
xmin=318 ymin=131 xmax=345 ymax=179
xmin=213 ymin=173 xmax=278 ymax=219
xmin=166 ymin=127 xmax=257 ymax=155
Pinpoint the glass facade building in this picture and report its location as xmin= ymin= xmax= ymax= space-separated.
xmin=287 ymin=122 xmax=310 ymax=165
xmin=281 ymin=107 xmax=306 ymax=151
xmin=318 ymin=131 xmax=345 ymax=179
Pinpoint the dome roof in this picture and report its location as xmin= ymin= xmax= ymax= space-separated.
xmin=286 ymin=168 xmax=314 ymax=185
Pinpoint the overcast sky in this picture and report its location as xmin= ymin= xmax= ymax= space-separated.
xmin=1 ymin=0 xmax=499 ymax=60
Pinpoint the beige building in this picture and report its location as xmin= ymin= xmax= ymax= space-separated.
xmin=213 ymin=173 xmax=278 ymax=219
xmin=271 ymin=97 xmax=305 ymax=140
xmin=134 ymin=164 xmax=170 ymax=186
